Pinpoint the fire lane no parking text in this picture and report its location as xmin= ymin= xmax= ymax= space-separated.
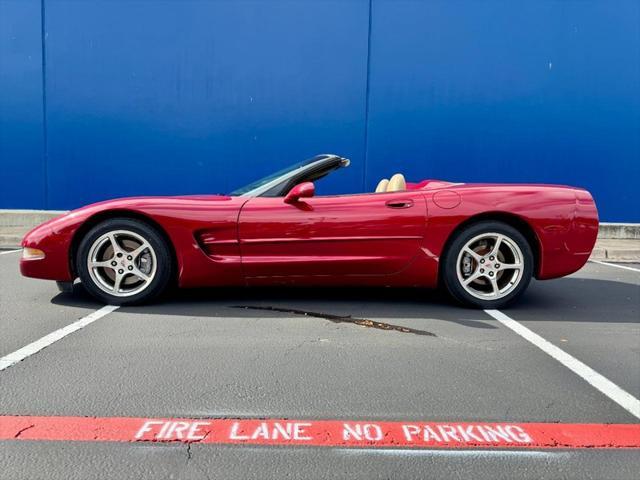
xmin=1 ymin=416 xmax=639 ymax=450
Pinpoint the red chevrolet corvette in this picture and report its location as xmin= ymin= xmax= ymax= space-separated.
xmin=20 ymin=154 xmax=598 ymax=308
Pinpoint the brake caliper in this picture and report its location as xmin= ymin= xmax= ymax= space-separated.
xmin=462 ymin=255 xmax=473 ymax=276
xmin=138 ymin=252 xmax=152 ymax=275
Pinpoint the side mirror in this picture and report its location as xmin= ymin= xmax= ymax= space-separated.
xmin=284 ymin=182 xmax=315 ymax=204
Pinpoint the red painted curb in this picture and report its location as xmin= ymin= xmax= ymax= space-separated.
xmin=1 ymin=416 xmax=638 ymax=449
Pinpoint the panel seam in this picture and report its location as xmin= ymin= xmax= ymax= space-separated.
xmin=40 ymin=0 xmax=49 ymax=209
xmin=361 ymin=0 xmax=373 ymax=192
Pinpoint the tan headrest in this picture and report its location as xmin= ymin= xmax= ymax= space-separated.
xmin=387 ymin=173 xmax=406 ymax=192
xmin=375 ymin=179 xmax=389 ymax=193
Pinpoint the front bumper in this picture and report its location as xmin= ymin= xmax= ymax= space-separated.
xmin=20 ymin=224 xmax=74 ymax=282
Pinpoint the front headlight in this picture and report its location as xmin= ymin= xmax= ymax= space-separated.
xmin=22 ymin=247 xmax=46 ymax=260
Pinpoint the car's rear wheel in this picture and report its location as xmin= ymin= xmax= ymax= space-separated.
xmin=442 ymin=221 xmax=533 ymax=308
xmin=76 ymin=218 xmax=173 ymax=305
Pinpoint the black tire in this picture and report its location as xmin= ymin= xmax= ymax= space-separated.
xmin=441 ymin=221 xmax=534 ymax=309
xmin=76 ymin=218 xmax=173 ymax=305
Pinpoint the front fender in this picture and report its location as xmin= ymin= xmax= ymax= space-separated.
xmin=20 ymin=212 xmax=83 ymax=281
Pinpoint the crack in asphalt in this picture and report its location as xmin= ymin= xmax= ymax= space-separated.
xmin=13 ymin=424 xmax=35 ymax=439
xmin=230 ymin=306 xmax=436 ymax=337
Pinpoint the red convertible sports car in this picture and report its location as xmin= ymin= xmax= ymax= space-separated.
xmin=20 ymin=154 xmax=598 ymax=308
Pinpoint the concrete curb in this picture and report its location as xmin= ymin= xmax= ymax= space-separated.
xmin=0 ymin=210 xmax=68 ymax=250
xmin=590 ymin=240 xmax=640 ymax=263
xmin=0 ymin=209 xmax=67 ymax=228
xmin=1 ymin=209 xmax=639 ymax=262
xmin=598 ymin=222 xmax=640 ymax=240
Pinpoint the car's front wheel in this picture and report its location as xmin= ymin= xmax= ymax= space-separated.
xmin=76 ymin=218 xmax=173 ymax=305
xmin=442 ymin=221 xmax=534 ymax=308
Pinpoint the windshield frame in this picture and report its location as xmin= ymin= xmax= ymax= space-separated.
xmin=230 ymin=154 xmax=349 ymax=197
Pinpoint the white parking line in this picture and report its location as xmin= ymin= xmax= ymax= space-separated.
xmin=485 ymin=309 xmax=640 ymax=420
xmin=0 ymin=249 xmax=21 ymax=256
xmin=589 ymin=260 xmax=640 ymax=273
xmin=0 ymin=305 xmax=119 ymax=372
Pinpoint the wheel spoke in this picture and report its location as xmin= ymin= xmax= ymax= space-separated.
xmin=463 ymin=247 xmax=482 ymax=262
xmin=107 ymin=233 xmax=124 ymax=255
xmin=129 ymin=241 xmax=151 ymax=260
xmin=112 ymin=271 xmax=125 ymax=293
xmin=89 ymin=260 xmax=114 ymax=269
xmin=463 ymin=271 xmax=483 ymax=286
xmin=489 ymin=276 xmax=500 ymax=296
xmin=490 ymin=234 xmax=503 ymax=257
xmin=500 ymin=262 xmax=522 ymax=270
xmin=130 ymin=266 xmax=150 ymax=283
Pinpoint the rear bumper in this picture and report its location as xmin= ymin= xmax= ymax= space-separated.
xmin=537 ymin=189 xmax=599 ymax=280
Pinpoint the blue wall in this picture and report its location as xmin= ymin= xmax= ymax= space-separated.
xmin=1 ymin=0 xmax=638 ymax=221
xmin=0 ymin=0 xmax=45 ymax=207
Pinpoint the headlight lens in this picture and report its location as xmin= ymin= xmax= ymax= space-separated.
xmin=22 ymin=247 xmax=46 ymax=260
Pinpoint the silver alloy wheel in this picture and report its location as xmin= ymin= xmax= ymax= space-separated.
xmin=86 ymin=229 xmax=157 ymax=297
xmin=456 ymin=232 xmax=524 ymax=301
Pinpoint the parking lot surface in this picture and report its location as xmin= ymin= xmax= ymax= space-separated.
xmin=0 ymin=249 xmax=638 ymax=479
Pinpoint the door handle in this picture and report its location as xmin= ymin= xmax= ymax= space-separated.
xmin=385 ymin=199 xmax=413 ymax=209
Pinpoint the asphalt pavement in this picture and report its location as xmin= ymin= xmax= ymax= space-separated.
xmin=0 ymin=249 xmax=638 ymax=479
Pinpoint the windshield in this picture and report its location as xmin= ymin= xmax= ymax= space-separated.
xmin=229 ymin=156 xmax=327 ymax=196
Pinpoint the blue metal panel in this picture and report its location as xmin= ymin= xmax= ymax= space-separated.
xmin=365 ymin=0 xmax=640 ymax=222
xmin=0 ymin=0 xmax=45 ymax=208
xmin=0 ymin=0 xmax=638 ymax=221
xmin=44 ymin=0 xmax=369 ymax=208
